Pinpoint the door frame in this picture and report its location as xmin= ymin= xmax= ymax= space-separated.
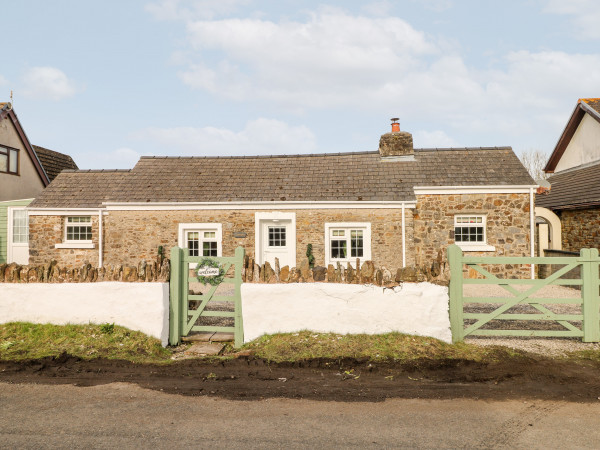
xmin=7 ymin=206 xmax=29 ymax=265
xmin=255 ymin=212 xmax=296 ymax=267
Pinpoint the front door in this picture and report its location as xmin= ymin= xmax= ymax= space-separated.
xmin=7 ymin=207 xmax=29 ymax=265
xmin=260 ymin=220 xmax=293 ymax=268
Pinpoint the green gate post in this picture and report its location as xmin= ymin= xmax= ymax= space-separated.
xmin=234 ymin=246 xmax=245 ymax=348
xmin=582 ymin=248 xmax=600 ymax=343
xmin=448 ymin=244 xmax=465 ymax=343
xmin=169 ymin=247 xmax=184 ymax=346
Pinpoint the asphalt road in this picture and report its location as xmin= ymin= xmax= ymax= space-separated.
xmin=1 ymin=381 xmax=599 ymax=449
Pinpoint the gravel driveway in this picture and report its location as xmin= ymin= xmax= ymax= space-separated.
xmin=463 ymin=284 xmax=600 ymax=356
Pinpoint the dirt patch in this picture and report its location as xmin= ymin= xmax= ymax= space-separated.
xmin=1 ymin=354 xmax=599 ymax=403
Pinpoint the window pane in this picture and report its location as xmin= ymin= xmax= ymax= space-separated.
xmin=332 ymin=230 xmax=345 ymax=237
xmin=0 ymin=153 xmax=6 ymax=172
xmin=350 ymin=229 xmax=363 ymax=257
xmin=455 ymin=226 xmax=483 ymax=243
xmin=187 ymin=232 xmax=199 ymax=256
xmin=9 ymin=149 xmax=18 ymax=173
xmin=67 ymin=225 xmax=92 ymax=241
xmin=203 ymin=241 xmax=218 ymax=257
xmin=12 ymin=210 xmax=28 ymax=243
xmin=204 ymin=231 xmax=216 ymax=239
xmin=331 ymin=239 xmax=347 ymax=259
xmin=268 ymin=226 xmax=286 ymax=247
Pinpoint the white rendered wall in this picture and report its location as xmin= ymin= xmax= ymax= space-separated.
xmin=554 ymin=114 xmax=600 ymax=173
xmin=0 ymin=282 xmax=169 ymax=346
xmin=241 ymin=283 xmax=451 ymax=343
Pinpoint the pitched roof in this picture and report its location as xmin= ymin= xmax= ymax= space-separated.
xmin=536 ymin=161 xmax=600 ymax=210
xmin=29 ymin=147 xmax=534 ymax=208
xmin=32 ymin=145 xmax=79 ymax=182
xmin=0 ymin=103 xmax=50 ymax=186
xmin=544 ymin=98 xmax=600 ymax=173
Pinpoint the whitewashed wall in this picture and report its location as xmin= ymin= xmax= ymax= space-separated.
xmin=241 ymin=282 xmax=451 ymax=343
xmin=0 ymin=282 xmax=169 ymax=346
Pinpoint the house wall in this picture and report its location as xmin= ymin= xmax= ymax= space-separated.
xmin=559 ymin=208 xmax=600 ymax=251
xmin=414 ymin=193 xmax=532 ymax=277
xmin=554 ymin=114 xmax=600 ymax=173
xmin=29 ymin=209 xmax=414 ymax=270
xmin=29 ymin=215 xmax=100 ymax=267
xmin=0 ymin=117 xmax=45 ymax=201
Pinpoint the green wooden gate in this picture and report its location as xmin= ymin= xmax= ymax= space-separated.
xmin=169 ymin=246 xmax=245 ymax=347
xmin=448 ymin=244 xmax=600 ymax=344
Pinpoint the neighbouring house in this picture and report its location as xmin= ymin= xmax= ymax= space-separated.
xmin=536 ymin=98 xmax=600 ymax=252
xmin=0 ymin=102 xmax=78 ymax=264
xmin=27 ymin=119 xmax=536 ymax=278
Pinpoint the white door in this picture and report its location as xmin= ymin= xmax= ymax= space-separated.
xmin=260 ymin=220 xmax=294 ymax=268
xmin=7 ymin=207 xmax=29 ymax=265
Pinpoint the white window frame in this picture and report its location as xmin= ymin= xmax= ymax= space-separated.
xmin=55 ymin=216 xmax=95 ymax=249
xmin=453 ymin=214 xmax=495 ymax=252
xmin=178 ymin=223 xmax=223 ymax=258
xmin=325 ymin=222 xmax=371 ymax=267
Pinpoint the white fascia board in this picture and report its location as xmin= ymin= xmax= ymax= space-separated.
xmin=0 ymin=198 xmax=34 ymax=204
xmin=101 ymin=201 xmax=416 ymax=211
xmin=28 ymin=208 xmax=103 ymax=216
xmin=413 ymin=185 xmax=538 ymax=195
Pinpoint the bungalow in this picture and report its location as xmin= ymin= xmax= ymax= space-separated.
xmin=537 ymin=98 xmax=600 ymax=252
xmin=0 ymin=102 xmax=77 ymax=264
xmin=27 ymin=120 xmax=536 ymax=277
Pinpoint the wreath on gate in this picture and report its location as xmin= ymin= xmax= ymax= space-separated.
xmin=195 ymin=258 xmax=226 ymax=286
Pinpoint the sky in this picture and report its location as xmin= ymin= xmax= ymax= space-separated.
xmin=2 ymin=0 xmax=600 ymax=170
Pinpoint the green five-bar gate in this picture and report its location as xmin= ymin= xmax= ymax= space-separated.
xmin=448 ymin=244 xmax=600 ymax=343
xmin=169 ymin=246 xmax=245 ymax=347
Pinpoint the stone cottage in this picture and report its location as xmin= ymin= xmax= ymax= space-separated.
xmin=27 ymin=120 xmax=536 ymax=277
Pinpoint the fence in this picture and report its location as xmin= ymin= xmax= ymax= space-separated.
xmin=447 ymin=244 xmax=600 ymax=343
xmin=169 ymin=247 xmax=245 ymax=347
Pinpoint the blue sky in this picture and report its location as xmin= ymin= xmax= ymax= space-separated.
xmin=2 ymin=0 xmax=600 ymax=169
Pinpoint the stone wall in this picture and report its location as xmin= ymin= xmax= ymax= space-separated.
xmin=29 ymin=215 xmax=100 ymax=267
xmin=29 ymin=209 xmax=413 ymax=270
xmin=414 ymin=193 xmax=532 ymax=278
xmin=560 ymin=208 xmax=600 ymax=252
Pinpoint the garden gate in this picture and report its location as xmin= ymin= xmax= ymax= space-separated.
xmin=169 ymin=246 xmax=245 ymax=347
xmin=447 ymin=244 xmax=600 ymax=344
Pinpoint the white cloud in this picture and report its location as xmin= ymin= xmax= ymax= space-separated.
xmin=132 ymin=118 xmax=317 ymax=156
xmin=79 ymin=147 xmax=142 ymax=170
xmin=412 ymin=130 xmax=457 ymax=148
xmin=145 ymin=0 xmax=249 ymax=21
xmin=544 ymin=0 xmax=600 ymax=40
xmin=22 ymin=67 xmax=78 ymax=101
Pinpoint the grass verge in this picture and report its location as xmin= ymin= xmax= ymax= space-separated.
xmin=241 ymin=331 xmax=527 ymax=363
xmin=0 ymin=322 xmax=173 ymax=364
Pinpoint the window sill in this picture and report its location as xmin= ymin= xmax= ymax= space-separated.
xmin=55 ymin=242 xmax=95 ymax=249
xmin=456 ymin=244 xmax=496 ymax=252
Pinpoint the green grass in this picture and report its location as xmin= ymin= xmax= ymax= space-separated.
xmin=0 ymin=322 xmax=173 ymax=364
xmin=241 ymin=331 xmax=526 ymax=363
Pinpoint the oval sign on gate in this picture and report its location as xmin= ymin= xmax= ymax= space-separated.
xmin=197 ymin=266 xmax=220 ymax=277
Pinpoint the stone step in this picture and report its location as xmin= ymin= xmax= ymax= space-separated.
xmin=182 ymin=332 xmax=234 ymax=343
xmin=184 ymin=342 xmax=225 ymax=356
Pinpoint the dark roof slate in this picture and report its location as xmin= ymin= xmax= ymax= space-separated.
xmin=29 ymin=147 xmax=534 ymax=208
xmin=536 ymin=162 xmax=600 ymax=210
xmin=33 ymin=145 xmax=79 ymax=182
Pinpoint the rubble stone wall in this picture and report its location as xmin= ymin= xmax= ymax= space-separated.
xmin=559 ymin=208 xmax=600 ymax=252
xmin=414 ymin=193 xmax=532 ymax=278
xmin=28 ymin=209 xmax=413 ymax=270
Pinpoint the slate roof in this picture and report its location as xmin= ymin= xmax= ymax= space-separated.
xmin=33 ymin=145 xmax=79 ymax=182
xmin=536 ymin=161 xmax=600 ymax=210
xmin=29 ymin=147 xmax=534 ymax=208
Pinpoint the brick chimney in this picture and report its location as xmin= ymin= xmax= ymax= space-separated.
xmin=379 ymin=118 xmax=413 ymax=157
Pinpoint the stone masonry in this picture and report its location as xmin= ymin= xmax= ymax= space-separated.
xmin=559 ymin=208 xmax=600 ymax=252
xmin=29 ymin=209 xmax=413 ymax=270
xmin=414 ymin=193 xmax=532 ymax=278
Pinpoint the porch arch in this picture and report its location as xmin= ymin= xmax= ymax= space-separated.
xmin=535 ymin=207 xmax=562 ymax=251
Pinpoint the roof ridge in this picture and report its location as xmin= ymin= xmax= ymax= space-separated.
xmin=549 ymin=159 xmax=600 ymax=177
xmin=415 ymin=146 xmax=512 ymax=152
xmin=62 ymin=169 xmax=132 ymax=173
